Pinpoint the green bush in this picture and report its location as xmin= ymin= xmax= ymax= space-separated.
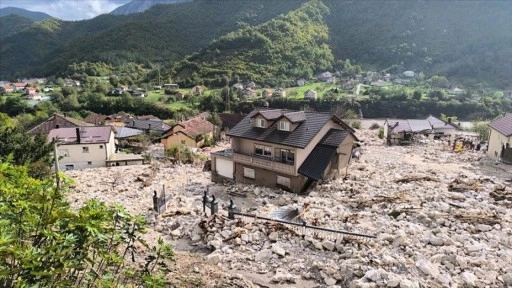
xmin=165 ymin=144 xmax=196 ymax=164
xmin=0 ymin=162 xmax=174 ymax=287
xmin=378 ymin=127 xmax=385 ymax=139
xmin=351 ymin=120 xmax=362 ymax=129
xmin=369 ymin=122 xmax=380 ymax=130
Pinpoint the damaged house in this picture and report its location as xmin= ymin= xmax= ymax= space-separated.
xmin=210 ymin=109 xmax=358 ymax=193
xmin=488 ymin=113 xmax=512 ymax=164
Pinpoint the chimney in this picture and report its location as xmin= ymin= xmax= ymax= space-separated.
xmin=64 ymin=112 xmax=67 ymax=117
xmin=448 ymin=117 xmax=452 ymax=124
xmin=76 ymin=127 xmax=81 ymax=143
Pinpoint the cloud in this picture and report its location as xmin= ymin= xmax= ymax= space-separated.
xmin=0 ymin=0 xmax=130 ymax=20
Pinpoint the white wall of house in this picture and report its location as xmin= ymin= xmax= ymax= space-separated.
xmin=215 ymin=157 xmax=234 ymax=179
xmin=58 ymin=142 xmax=109 ymax=170
xmin=487 ymin=128 xmax=512 ymax=159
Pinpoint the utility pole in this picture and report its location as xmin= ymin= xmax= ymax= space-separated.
xmin=53 ymin=138 xmax=60 ymax=190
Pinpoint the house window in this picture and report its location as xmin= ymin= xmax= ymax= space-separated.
xmin=59 ymin=149 xmax=69 ymax=157
xmin=87 ymin=161 xmax=92 ymax=165
xmin=255 ymin=144 xmax=272 ymax=157
xmin=65 ymin=164 xmax=74 ymax=171
xmin=277 ymin=175 xmax=291 ymax=188
xmin=99 ymin=145 xmax=103 ymax=149
xmin=82 ymin=147 xmax=89 ymax=153
xmin=279 ymin=121 xmax=290 ymax=131
xmin=181 ymin=140 xmax=186 ymax=145
xmin=276 ymin=149 xmax=294 ymax=164
xmin=256 ymin=118 xmax=266 ymax=128
xmin=243 ymin=167 xmax=255 ymax=179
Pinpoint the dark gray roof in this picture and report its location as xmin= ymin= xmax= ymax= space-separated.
xmin=321 ymin=129 xmax=349 ymax=147
xmin=125 ymin=119 xmax=170 ymax=132
xmin=298 ymin=145 xmax=337 ymax=181
xmin=28 ymin=113 xmax=93 ymax=135
xmin=282 ymin=111 xmax=306 ymax=123
xmin=489 ymin=113 xmax=512 ymax=136
xmin=251 ymin=109 xmax=284 ymax=120
xmin=115 ymin=126 xmax=144 ymax=139
xmin=228 ymin=110 xmax=335 ymax=148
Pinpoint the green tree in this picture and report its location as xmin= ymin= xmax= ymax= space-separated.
xmin=0 ymin=162 xmax=175 ymax=287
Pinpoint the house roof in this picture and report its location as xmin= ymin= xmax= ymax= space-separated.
xmin=168 ymin=116 xmax=214 ymax=139
xmin=298 ymin=129 xmax=351 ymax=181
xmin=426 ymin=115 xmax=459 ymax=130
xmin=84 ymin=113 xmax=109 ymax=125
xmin=386 ymin=118 xmax=433 ymax=133
xmin=219 ymin=113 xmax=246 ymax=130
xmin=48 ymin=126 xmax=114 ymax=144
xmin=281 ymin=111 xmax=306 ymax=123
xmin=228 ymin=109 xmax=354 ymax=149
xmin=488 ymin=113 xmax=512 ymax=137
xmin=298 ymin=145 xmax=337 ymax=181
xmin=115 ymin=126 xmax=144 ymax=139
xmin=125 ymin=119 xmax=170 ymax=132
xmin=28 ymin=113 xmax=93 ymax=135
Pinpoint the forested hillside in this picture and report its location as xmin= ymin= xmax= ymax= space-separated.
xmin=324 ymin=1 xmax=512 ymax=87
xmin=0 ymin=7 xmax=53 ymax=21
xmin=0 ymin=14 xmax=34 ymax=40
xmin=0 ymin=0 xmax=511 ymax=88
xmin=169 ymin=0 xmax=331 ymax=87
xmin=0 ymin=0 xmax=304 ymax=79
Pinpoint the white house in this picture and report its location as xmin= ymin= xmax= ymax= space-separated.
xmin=48 ymin=126 xmax=144 ymax=170
xmin=487 ymin=113 xmax=512 ymax=163
xmin=304 ymin=90 xmax=318 ymax=100
xmin=402 ymin=71 xmax=415 ymax=77
xmin=49 ymin=126 xmax=116 ymax=170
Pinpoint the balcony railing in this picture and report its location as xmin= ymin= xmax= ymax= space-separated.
xmin=233 ymin=152 xmax=295 ymax=175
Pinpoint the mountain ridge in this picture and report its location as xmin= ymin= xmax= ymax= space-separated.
xmin=110 ymin=0 xmax=192 ymax=15
xmin=0 ymin=6 xmax=54 ymax=21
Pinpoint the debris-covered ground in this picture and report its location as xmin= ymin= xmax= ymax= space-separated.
xmin=66 ymin=130 xmax=512 ymax=288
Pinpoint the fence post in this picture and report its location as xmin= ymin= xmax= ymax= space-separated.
xmin=211 ymin=195 xmax=218 ymax=214
xmin=202 ymin=190 xmax=208 ymax=215
xmin=227 ymin=199 xmax=236 ymax=220
xmin=153 ymin=190 xmax=158 ymax=213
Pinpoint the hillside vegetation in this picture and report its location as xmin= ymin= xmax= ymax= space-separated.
xmin=0 ymin=0 xmax=511 ymax=88
xmin=170 ymin=0 xmax=332 ymax=87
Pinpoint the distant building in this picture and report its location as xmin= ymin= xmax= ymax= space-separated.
xmin=161 ymin=116 xmax=214 ymax=148
xmin=304 ymin=90 xmax=318 ymax=100
xmin=402 ymin=71 xmax=415 ymax=77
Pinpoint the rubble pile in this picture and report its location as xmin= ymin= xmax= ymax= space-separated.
xmin=66 ymin=134 xmax=512 ymax=288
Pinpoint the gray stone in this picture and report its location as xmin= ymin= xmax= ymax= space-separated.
xmin=429 ymin=235 xmax=444 ymax=246
xmin=399 ymin=278 xmax=414 ymax=288
xmin=241 ymin=234 xmax=249 ymax=242
xmin=322 ymin=240 xmax=335 ymax=251
xmin=364 ymin=269 xmax=382 ymax=282
xmin=475 ymin=224 xmax=492 ymax=232
xmin=268 ymin=231 xmax=279 ymax=242
xmin=206 ymin=252 xmax=222 ymax=265
xmin=387 ymin=276 xmax=401 ymax=287
xmin=312 ymin=239 xmax=323 ymax=250
xmin=461 ymin=272 xmax=477 ymax=287
xmin=271 ymin=244 xmax=286 ymax=257
xmin=254 ymin=249 xmax=272 ymax=262
xmin=324 ymin=277 xmax=337 ymax=286
xmin=502 ymin=273 xmax=512 ymax=285
xmin=220 ymin=230 xmax=231 ymax=239
xmin=416 ymin=259 xmax=439 ymax=278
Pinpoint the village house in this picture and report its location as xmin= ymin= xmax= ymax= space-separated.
xmin=161 ymin=116 xmax=214 ymax=149
xmin=304 ymin=90 xmax=318 ymax=100
xmin=317 ymin=71 xmax=333 ymax=82
xmin=242 ymin=88 xmax=257 ymax=99
xmin=487 ymin=113 xmax=512 ymax=164
xmin=232 ymin=83 xmax=244 ymax=92
xmin=273 ymin=88 xmax=287 ymax=98
xmin=48 ymin=126 xmax=144 ymax=170
xmin=426 ymin=115 xmax=461 ymax=139
xmin=191 ymin=85 xmax=204 ymax=96
xmin=125 ymin=119 xmax=171 ymax=134
xmin=262 ymin=89 xmax=274 ymax=99
xmin=11 ymin=82 xmax=26 ymax=92
xmin=218 ymin=113 xmax=246 ymax=142
xmin=402 ymin=71 xmax=415 ymax=78
xmin=383 ymin=119 xmax=433 ymax=145
xmin=296 ymin=79 xmax=306 ymax=86
xmin=0 ymin=85 xmax=14 ymax=94
xmin=210 ymin=109 xmax=358 ymax=193
xmin=28 ymin=113 xmax=93 ymax=135
xmin=163 ymin=83 xmax=179 ymax=91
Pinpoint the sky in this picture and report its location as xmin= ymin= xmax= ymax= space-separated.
xmin=0 ymin=0 xmax=130 ymax=21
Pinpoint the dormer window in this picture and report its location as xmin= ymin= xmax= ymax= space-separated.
xmin=256 ymin=119 xmax=266 ymax=128
xmin=279 ymin=121 xmax=290 ymax=131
